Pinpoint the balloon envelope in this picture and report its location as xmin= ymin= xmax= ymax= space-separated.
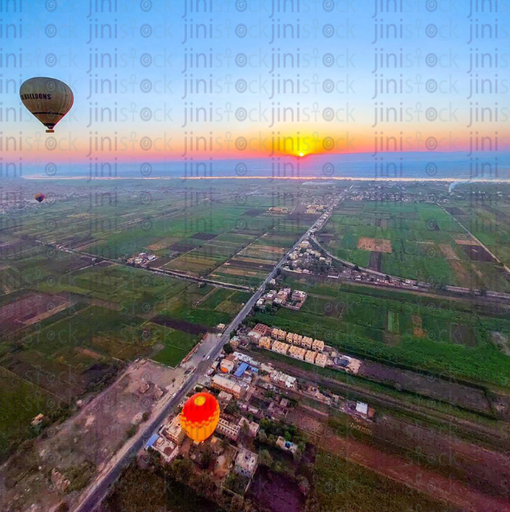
xmin=34 ymin=193 xmax=45 ymax=203
xmin=20 ymin=77 xmax=74 ymax=133
xmin=180 ymin=392 xmax=220 ymax=443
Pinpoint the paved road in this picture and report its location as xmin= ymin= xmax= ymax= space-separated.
xmin=73 ymin=370 xmax=199 ymax=512
xmin=72 ymin=200 xmax=338 ymax=512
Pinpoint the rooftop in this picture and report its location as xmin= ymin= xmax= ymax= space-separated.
xmin=145 ymin=433 xmax=159 ymax=449
xmin=235 ymin=447 xmax=258 ymax=471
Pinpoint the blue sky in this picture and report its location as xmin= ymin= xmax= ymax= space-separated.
xmin=1 ymin=0 xmax=509 ymax=164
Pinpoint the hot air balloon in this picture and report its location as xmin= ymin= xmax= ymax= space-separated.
xmin=34 ymin=193 xmax=45 ymax=203
xmin=180 ymin=392 xmax=220 ymax=443
xmin=20 ymin=77 xmax=74 ymax=133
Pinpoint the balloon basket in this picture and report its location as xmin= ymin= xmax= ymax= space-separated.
xmin=46 ymin=129 xmax=55 ymax=133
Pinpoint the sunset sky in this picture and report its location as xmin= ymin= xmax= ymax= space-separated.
xmin=1 ymin=0 xmax=509 ymax=164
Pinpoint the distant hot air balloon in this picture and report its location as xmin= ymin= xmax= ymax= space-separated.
xmin=180 ymin=392 xmax=220 ymax=443
xmin=34 ymin=193 xmax=45 ymax=203
xmin=20 ymin=77 xmax=74 ymax=133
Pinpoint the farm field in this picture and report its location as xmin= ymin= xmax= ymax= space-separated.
xmin=252 ymin=273 xmax=510 ymax=391
xmin=317 ymin=199 xmax=510 ymax=292
xmin=2 ymin=178 xmax=316 ymax=262
xmin=0 ymin=264 xmax=249 ymax=460
xmin=324 ymin=408 xmax=510 ymax=499
xmin=442 ymin=199 xmax=510 ymax=269
xmin=100 ymin=461 xmax=219 ymax=512
xmin=210 ymin=226 xmax=306 ymax=287
xmin=0 ymin=177 xmax=329 ymax=461
xmin=0 ymin=366 xmax=55 ymax=458
xmin=309 ymin=449 xmax=452 ymax=512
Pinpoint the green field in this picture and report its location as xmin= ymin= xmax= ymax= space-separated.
xmin=150 ymin=327 xmax=199 ymax=367
xmin=0 ymin=367 xmax=54 ymax=458
xmin=318 ymin=199 xmax=510 ymax=292
xmin=1 ymin=178 xmax=311 ymax=287
xmin=102 ymin=461 xmax=219 ymax=512
xmin=3 ymin=177 xmax=510 ymax=476
xmin=252 ymin=273 xmax=510 ymax=389
xmin=1 ymin=177 xmax=326 ymax=460
xmin=309 ymin=449 xmax=452 ymax=512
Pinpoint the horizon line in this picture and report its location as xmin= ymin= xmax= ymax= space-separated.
xmin=22 ymin=175 xmax=510 ymax=184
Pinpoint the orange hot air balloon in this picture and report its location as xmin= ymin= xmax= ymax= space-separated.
xmin=180 ymin=392 xmax=220 ymax=443
xmin=34 ymin=193 xmax=45 ymax=203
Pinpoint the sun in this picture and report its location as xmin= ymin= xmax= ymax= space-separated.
xmin=299 ymin=152 xmax=304 ymax=157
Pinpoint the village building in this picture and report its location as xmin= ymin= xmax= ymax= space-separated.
xmin=234 ymin=448 xmax=258 ymax=478
xmin=253 ymin=323 xmax=271 ymax=335
xmin=271 ymin=371 xmax=297 ymax=389
xmin=154 ymin=385 xmax=164 ymax=400
xmin=276 ymin=436 xmax=298 ymax=454
xmin=211 ymin=374 xmax=244 ymax=399
xmin=305 ymin=350 xmax=317 ymax=364
xmin=162 ymin=415 xmax=185 ymax=445
xmin=218 ymin=391 xmax=233 ymax=403
xmin=149 ymin=435 xmax=179 ymax=462
xmin=315 ymin=353 xmax=328 ymax=367
xmin=271 ymin=341 xmax=289 ymax=355
xmin=216 ymin=417 xmax=241 ymax=440
xmin=288 ymin=346 xmax=306 ymax=360
xmin=301 ymin=336 xmax=313 ymax=349
xmin=248 ymin=330 xmax=262 ymax=342
xmin=291 ymin=290 xmax=307 ymax=301
xmin=312 ymin=339 xmax=325 ymax=352
xmin=258 ymin=336 xmax=272 ymax=349
xmin=239 ymin=417 xmax=260 ymax=437
xmin=220 ymin=354 xmax=236 ymax=373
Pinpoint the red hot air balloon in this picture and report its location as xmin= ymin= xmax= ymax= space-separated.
xmin=180 ymin=392 xmax=220 ymax=443
xmin=35 ymin=193 xmax=45 ymax=203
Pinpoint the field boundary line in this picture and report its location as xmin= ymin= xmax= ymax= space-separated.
xmin=205 ymin=220 xmax=286 ymax=281
xmin=0 ymin=365 xmax=63 ymax=402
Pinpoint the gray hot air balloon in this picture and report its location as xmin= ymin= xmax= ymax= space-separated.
xmin=20 ymin=77 xmax=74 ymax=133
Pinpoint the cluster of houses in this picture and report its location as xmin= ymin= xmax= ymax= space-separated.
xmin=284 ymin=240 xmax=333 ymax=274
xmin=248 ymin=323 xmax=328 ymax=367
xmin=305 ymin=204 xmax=327 ymax=214
xmin=127 ymin=252 xmax=157 ymax=267
xmin=146 ymin=357 xmax=261 ymax=483
xmin=145 ymin=350 xmax=310 ymax=493
xmin=246 ymin=323 xmax=362 ymax=374
xmin=256 ymin=287 xmax=307 ymax=311
xmin=266 ymin=340 xmax=328 ymax=367
xmin=144 ymin=338 xmax=374 ymax=505
xmin=268 ymin=206 xmax=289 ymax=214
xmin=148 ymin=410 xmax=259 ymax=482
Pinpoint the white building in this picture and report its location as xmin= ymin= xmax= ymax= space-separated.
xmin=234 ymin=448 xmax=258 ymax=478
